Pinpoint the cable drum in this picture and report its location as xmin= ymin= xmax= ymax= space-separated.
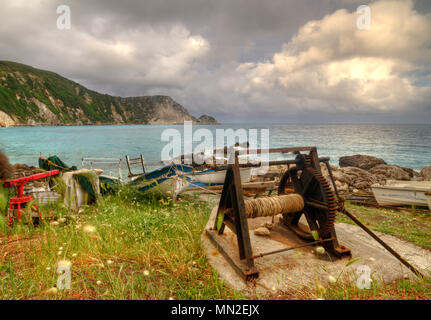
xmin=243 ymin=194 xmax=304 ymax=218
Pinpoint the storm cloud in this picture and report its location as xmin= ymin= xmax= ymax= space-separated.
xmin=0 ymin=0 xmax=430 ymax=123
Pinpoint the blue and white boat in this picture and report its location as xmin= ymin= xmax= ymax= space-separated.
xmin=129 ymin=163 xmax=253 ymax=198
xmin=130 ymin=164 xmax=194 ymax=198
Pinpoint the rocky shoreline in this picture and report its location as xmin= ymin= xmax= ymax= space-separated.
xmin=3 ymin=153 xmax=431 ymax=197
xmin=321 ymin=154 xmax=431 ymax=194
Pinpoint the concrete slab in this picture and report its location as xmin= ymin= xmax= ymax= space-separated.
xmin=201 ymin=206 xmax=431 ymax=297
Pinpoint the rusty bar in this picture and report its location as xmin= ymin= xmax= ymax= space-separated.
xmin=341 ymin=208 xmax=424 ymax=279
xmin=250 ymin=237 xmax=336 ymax=260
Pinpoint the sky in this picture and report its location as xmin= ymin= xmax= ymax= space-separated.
xmin=0 ymin=0 xmax=430 ymax=123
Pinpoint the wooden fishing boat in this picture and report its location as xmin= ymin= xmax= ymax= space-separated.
xmin=186 ymin=167 xmax=252 ymax=184
xmin=130 ymin=164 xmax=194 ymax=198
xmin=371 ymin=180 xmax=431 ymax=208
xmin=425 ymin=192 xmax=431 ymax=210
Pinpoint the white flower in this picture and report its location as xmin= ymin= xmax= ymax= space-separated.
xmin=96 ymin=280 xmax=102 ymax=285
xmin=328 ymin=276 xmax=336 ymax=284
xmin=59 ymin=247 xmax=63 ymax=251
xmin=143 ymin=270 xmax=150 ymax=276
xmin=106 ymin=260 xmax=114 ymax=265
xmin=46 ymin=266 xmax=51 ymax=271
xmin=72 ymin=253 xmax=77 ymax=258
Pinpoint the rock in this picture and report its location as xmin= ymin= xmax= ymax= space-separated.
xmin=335 ymin=180 xmax=348 ymax=192
xmin=401 ymin=167 xmax=420 ymax=178
xmin=263 ymin=222 xmax=274 ymax=230
xmin=369 ymin=164 xmax=411 ymax=182
xmin=339 ymin=155 xmax=386 ymax=170
xmin=332 ymin=167 xmax=378 ymax=192
xmin=315 ymin=247 xmax=326 ymax=255
xmin=420 ymin=166 xmax=431 ymax=181
xmin=195 ymin=115 xmax=220 ymax=125
xmin=254 ymin=227 xmax=270 ymax=236
xmin=0 ymin=110 xmax=15 ymax=127
xmin=319 ymin=162 xmax=337 ymax=177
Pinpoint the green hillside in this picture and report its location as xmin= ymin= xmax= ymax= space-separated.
xmin=0 ymin=61 xmax=218 ymax=126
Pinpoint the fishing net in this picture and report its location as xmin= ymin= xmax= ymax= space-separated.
xmin=38 ymin=155 xmax=77 ymax=172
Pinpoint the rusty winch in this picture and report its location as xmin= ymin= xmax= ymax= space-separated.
xmin=206 ymin=147 xmax=423 ymax=281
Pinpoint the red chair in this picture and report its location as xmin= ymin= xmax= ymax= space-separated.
xmin=3 ymin=170 xmax=59 ymax=227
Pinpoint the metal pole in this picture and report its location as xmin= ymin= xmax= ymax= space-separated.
xmin=250 ymin=237 xmax=336 ymax=260
xmin=341 ymin=208 xmax=424 ymax=279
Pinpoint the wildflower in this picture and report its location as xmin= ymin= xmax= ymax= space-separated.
xmin=46 ymin=266 xmax=51 ymax=271
xmin=143 ymin=270 xmax=150 ymax=276
xmin=59 ymin=246 xmax=63 ymax=251
xmin=106 ymin=260 xmax=114 ymax=265
xmin=72 ymin=253 xmax=77 ymax=258
xmin=271 ymin=286 xmax=276 ymax=291
xmin=328 ymin=276 xmax=336 ymax=284
xmin=83 ymin=224 xmax=96 ymax=234
xmin=58 ymin=251 xmax=62 ymax=256
xmin=96 ymin=280 xmax=102 ymax=285
xmin=169 ymin=297 xmax=174 ymax=300
xmin=50 ymin=221 xmax=59 ymax=226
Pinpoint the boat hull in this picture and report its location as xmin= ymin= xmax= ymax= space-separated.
xmin=131 ymin=164 xmax=193 ymax=198
xmin=190 ymin=167 xmax=252 ymax=185
xmin=372 ymin=181 xmax=431 ymax=208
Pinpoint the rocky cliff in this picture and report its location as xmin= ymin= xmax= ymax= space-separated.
xmin=0 ymin=61 xmax=219 ymax=127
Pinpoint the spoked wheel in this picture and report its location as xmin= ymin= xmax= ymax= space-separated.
xmin=278 ymin=166 xmax=337 ymax=241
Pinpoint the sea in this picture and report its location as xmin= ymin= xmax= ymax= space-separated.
xmin=1 ymin=124 xmax=430 ymax=176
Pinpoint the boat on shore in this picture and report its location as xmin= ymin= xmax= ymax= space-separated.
xmin=371 ymin=180 xmax=431 ymax=209
xmin=130 ymin=164 xmax=194 ymax=198
xmin=186 ymin=167 xmax=252 ymax=184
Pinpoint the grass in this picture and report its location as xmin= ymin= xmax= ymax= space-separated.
xmin=0 ymin=188 xmax=429 ymax=300
xmin=340 ymin=202 xmax=431 ymax=249
xmin=0 ymin=187 xmax=243 ymax=300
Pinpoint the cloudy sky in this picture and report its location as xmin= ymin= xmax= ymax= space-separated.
xmin=1 ymin=0 xmax=430 ymax=123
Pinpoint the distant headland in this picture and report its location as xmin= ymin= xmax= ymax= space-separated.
xmin=0 ymin=61 xmax=219 ymax=127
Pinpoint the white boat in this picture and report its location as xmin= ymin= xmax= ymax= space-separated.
xmin=425 ymin=192 xmax=431 ymax=210
xmin=188 ymin=167 xmax=252 ymax=185
xmin=371 ymin=180 xmax=431 ymax=208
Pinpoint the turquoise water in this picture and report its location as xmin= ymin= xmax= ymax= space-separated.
xmin=1 ymin=124 xmax=430 ymax=172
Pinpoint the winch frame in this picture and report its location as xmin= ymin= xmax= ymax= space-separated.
xmin=205 ymin=147 xmax=351 ymax=281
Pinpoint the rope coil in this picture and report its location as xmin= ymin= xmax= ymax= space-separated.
xmin=243 ymin=194 xmax=304 ymax=218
